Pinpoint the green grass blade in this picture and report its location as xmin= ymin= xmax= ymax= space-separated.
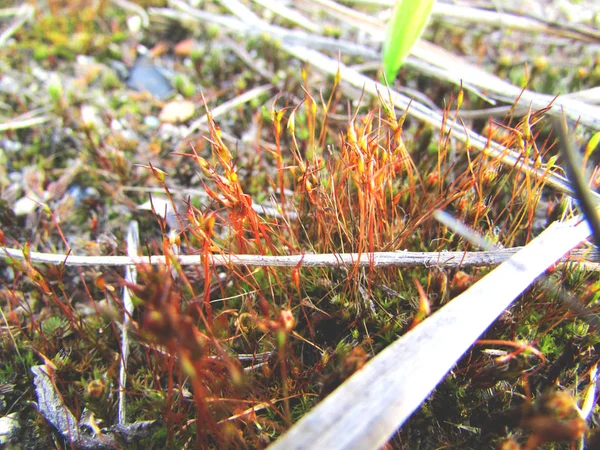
xmin=382 ymin=0 xmax=436 ymax=83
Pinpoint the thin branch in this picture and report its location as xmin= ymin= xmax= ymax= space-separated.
xmin=1 ymin=246 xmax=598 ymax=269
xmin=251 ymin=0 xmax=322 ymax=33
xmin=0 ymin=115 xmax=50 ymax=132
xmin=186 ymin=84 xmax=274 ymax=136
xmin=123 ymin=186 xmax=298 ymax=220
xmin=118 ymin=221 xmax=139 ymax=425
xmin=430 ymin=2 xmax=600 ymax=43
xmin=110 ymin=0 xmax=149 ymax=28
xmin=0 ymin=4 xmax=33 ymax=47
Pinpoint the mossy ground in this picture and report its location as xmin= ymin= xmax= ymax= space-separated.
xmin=0 ymin=1 xmax=598 ymax=449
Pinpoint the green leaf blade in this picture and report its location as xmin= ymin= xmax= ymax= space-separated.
xmin=382 ymin=0 xmax=436 ymax=83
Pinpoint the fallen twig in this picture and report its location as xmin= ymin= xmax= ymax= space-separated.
xmin=118 ymin=221 xmax=139 ymax=425
xmin=2 ymin=246 xmax=598 ymax=269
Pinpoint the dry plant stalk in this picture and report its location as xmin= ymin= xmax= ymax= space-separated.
xmin=2 ymin=246 xmax=599 ymax=270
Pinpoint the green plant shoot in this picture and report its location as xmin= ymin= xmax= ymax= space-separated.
xmin=382 ymin=0 xmax=436 ymax=84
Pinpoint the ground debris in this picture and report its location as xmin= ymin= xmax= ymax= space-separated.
xmin=31 ymin=365 xmax=158 ymax=449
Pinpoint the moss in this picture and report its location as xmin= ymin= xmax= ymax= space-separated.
xmin=1 ymin=1 xmax=597 ymax=448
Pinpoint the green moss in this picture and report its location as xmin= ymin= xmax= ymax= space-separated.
xmin=173 ymin=74 xmax=196 ymax=98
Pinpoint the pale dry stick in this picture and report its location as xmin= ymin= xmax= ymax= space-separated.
xmin=251 ymin=0 xmax=322 ymax=33
xmin=458 ymin=104 xmax=528 ymax=120
xmin=413 ymin=40 xmax=600 ymax=130
xmin=374 ymin=65 xmax=496 ymax=113
xmin=217 ymin=0 xmax=262 ymax=25
xmin=1 ymin=246 xmax=598 ymax=269
xmin=345 ymin=59 xmax=493 ymax=108
xmin=217 ymin=400 xmax=274 ymax=424
xmin=578 ymin=365 xmax=598 ymax=449
xmin=430 ymin=2 xmax=600 ymax=42
xmin=157 ymin=2 xmax=242 ymax=30
xmin=110 ymin=0 xmax=149 ymax=28
xmin=305 ymin=0 xmax=381 ymax=28
xmin=186 ymin=84 xmax=273 ymax=136
xmin=125 ymin=185 xmax=297 ymax=220
xmin=0 ymin=4 xmax=33 ymax=47
xmin=563 ymin=86 xmax=600 ymax=105
xmin=0 ymin=6 xmax=26 ymax=18
xmin=268 ymin=215 xmax=593 ymax=450
xmin=118 ymin=221 xmax=139 ymax=425
xmin=221 ymin=35 xmax=275 ymax=81
xmin=459 ymin=87 xmax=600 ymax=119
xmin=7 ymin=106 xmax=52 ymax=119
xmin=139 ymin=338 xmax=273 ymax=373
xmin=0 ymin=115 xmax=51 ymax=132
xmin=580 ymin=364 xmax=598 ymax=421
xmin=483 ymin=3 xmax=600 ymax=42
xmin=330 ymin=72 xmax=443 ymax=113
xmin=404 ymin=56 xmax=497 ymax=105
